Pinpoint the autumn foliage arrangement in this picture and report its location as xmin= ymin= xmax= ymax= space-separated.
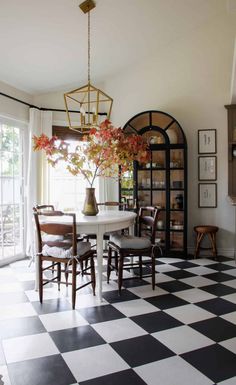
xmin=33 ymin=120 xmax=150 ymax=187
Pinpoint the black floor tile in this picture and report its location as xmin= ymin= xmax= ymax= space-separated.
xmin=32 ymin=298 xmax=72 ymax=314
xmin=80 ymin=369 xmax=147 ymax=385
xmin=158 ymin=280 xmax=192 ymax=293
xmin=78 ymin=304 xmax=125 ymax=324
xmin=8 ymin=354 xmax=76 ymax=385
xmin=0 ymin=316 xmax=46 ymax=340
xmin=155 ymin=260 xmax=165 ymax=265
xmin=217 ymin=256 xmax=234 ymax=262
xmin=131 ymin=311 xmax=183 ymax=333
xmin=181 ymin=344 xmax=236 ymax=383
xmin=50 ymin=325 xmax=105 ymax=353
xmin=207 ymin=263 xmax=235 ymax=272
xmin=170 ymin=261 xmax=199 ymax=269
xmin=165 ymin=270 xmax=196 ymax=279
xmin=146 ymin=294 xmax=188 ymax=310
xmin=196 ymin=297 xmax=236 ymax=315
xmin=190 ymin=317 xmax=236 ymax=342
xmin=203 ymin=272 xmax=236 ymax=282
xmin=102 ymin=289 xmax=139 ymax=303
xmin=111 ymin=334 xmax=174 ymax=367
xmin=121 ymin=278 xmax=150 ymax=288
xmin=200 ymin=283 xmax=236 ymax=297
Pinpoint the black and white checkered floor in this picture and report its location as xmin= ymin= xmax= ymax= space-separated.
xmin=1 ymin=255 xmax=236 ymax=385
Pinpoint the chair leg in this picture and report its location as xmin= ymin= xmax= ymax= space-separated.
xmin=152 ymin=255 xmax=156 ymax=290
xmin=72 ymin=259 xmax=77 ymax=309
xmin=90 ymin=256 xmax=96 ymax=296
xmin=39 ymin=257 xmax=43 ymax=303
xmin=209 ymin=232 xmax=217 ymax=260
xmin=114 ymin=251 xmax=118 ymax=273
xmin=65 ymin=262 xmax=69 ymax=287
xmin=57 ymin=262 xmax=61 ymax=291
xmin=107 ymin=246 xmax=112 ymax=283
xmin=139 ymin=256 xmax=142 ymax=279
xmin=118 ymin=254 xmax=124 ymax=295
xmin=195 ymin=232 xmax=204 ymax=258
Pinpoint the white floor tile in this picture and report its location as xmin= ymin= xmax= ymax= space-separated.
xmin=180 ymin=276 xmax=216 ymax=288
xmin=221 ymin=311 xmax=236 ymax=325
xmin=174 ymin=288 xmax=216 ymax=303
xmin=2 ymin=333 xmax=59 ymax=363
xmin=155 ymin=264 xmax=179 ymax=273
xmin=0 ymin=365 xmax=11 ymax=385
xmin=39 ymin=310 xmax=88 ymax=332
xmin=144 ymin=273 xmax=173 ymax=284
xmin=14 ymin=272 xmax=36 ymax=282
xmin=222 ymin=269 xmax=236 ymax=277
xmin=92 ymin=317 xmax=147 ymax=342
xmin=112 ymin=299 xmax=158 ymax=317
xmin=223 ymin=280 xmax=236 ymax=289
xmin=152 ymin=325 xmax=214 ymax=354
xmin=128 ymin=285 xmax=168 ymax=298
xmin=165 ymin=304 xmax=214 ymax=324
xmin=185 ymin=266 xmax=216 ymax=275
xmin=222 ymin=293 xmax=236 ymax=304
xmin=220 ymin=337 xmax=236 ymax=354
xmin=0 ymin=283 xmax=23 ymax=293
xmin=223 ymin=260 xmax=236 ymax=267
xmin=158 ymin=257 xmax=183 ymax=264
xmin=25 ymin=288 xmax=64 ymax=302
xmin=134 ymin=355 xmax=213 ymax=385
xmin=0 ymin=267 xmax=13 ymax=276
xmin=63 ymin=344 xmax=129 ymax=382
xmin=188 ymin=258 xmax=216 ymax=266
xmin=218 ymin=377 xmax=236 ymax=384
xmin=101 ymin=281 xmax=120 ymax=292
xmin=67 ymin=293 xmax=108 ymax=309
xmin=0 ymin=302 xmax=36 ymax=320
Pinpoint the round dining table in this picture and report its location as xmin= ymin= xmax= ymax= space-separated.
xmin=35 ymin=210 xmax=137 ymax=302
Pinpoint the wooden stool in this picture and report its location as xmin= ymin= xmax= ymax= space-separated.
xmin=194 ymin=225 xmax=219 ymax=259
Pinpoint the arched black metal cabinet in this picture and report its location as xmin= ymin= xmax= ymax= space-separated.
xmin=120 ymin=110 xmax=188 ymax=258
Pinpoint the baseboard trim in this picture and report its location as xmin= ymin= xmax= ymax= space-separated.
xmin=187 ymin=247 xmax=235 ymax=258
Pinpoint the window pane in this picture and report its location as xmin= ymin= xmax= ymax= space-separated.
xmin=2 ymin=152 xmax=14 ymax=176
xmin=0 ymin=121 xmax=24 ymax=260
xmin=2 ymin=178 xmax=14 ymax=204
xmin=2 ymin=126 xmax=13 ymax=152
xmin=50 ymin=140 xmax=99 ymax=211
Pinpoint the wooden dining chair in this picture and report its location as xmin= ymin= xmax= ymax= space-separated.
xmin=33 ymin=210 xmax=96 ymax=309
xmin=107 ymin=206 xmax=161 ymax=294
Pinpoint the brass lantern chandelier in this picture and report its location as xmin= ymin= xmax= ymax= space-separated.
xmin=64 ymin=0 xmax=113 ymax=133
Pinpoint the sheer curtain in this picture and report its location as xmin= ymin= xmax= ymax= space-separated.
xmin=25 ymin=108 xmax=52 ymax=257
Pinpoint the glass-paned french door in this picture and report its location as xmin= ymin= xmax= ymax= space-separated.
xmin=0 ymin=122 xmax=24 ymax=261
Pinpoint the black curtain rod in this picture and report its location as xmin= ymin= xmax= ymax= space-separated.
xmin=0 ymin=91 xmax=107 ymax=115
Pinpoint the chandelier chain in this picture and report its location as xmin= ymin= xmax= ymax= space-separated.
xmin=88 ymin=7 xmax=90 ymax=84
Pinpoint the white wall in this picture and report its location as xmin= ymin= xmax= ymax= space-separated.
xmin=0 ymin=80 xmax=32 ymax=123
xmin=103 ymin=11 xmax=236 ymax=255
xmin=33 ymin=10 xmax=236 ymax=255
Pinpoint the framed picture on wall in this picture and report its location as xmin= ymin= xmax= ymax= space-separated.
xmin=198 ymin=129 xmax=217 ymax=154
xmin=198 ymin=183 xmax=217 ymax=208
xmin=198 ymin=156 xmax=217 ymax=181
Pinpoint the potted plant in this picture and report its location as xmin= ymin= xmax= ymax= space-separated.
xmin=33 ymin=120 xmax=150 ymax=215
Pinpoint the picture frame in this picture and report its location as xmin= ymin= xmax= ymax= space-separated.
xmin=198 ymin=156 xmax=217 ymax=181
xmin=198 ymin=183 xmax=217 ymax=208
xmin=198 ymin=129 xmax=217 ymax=154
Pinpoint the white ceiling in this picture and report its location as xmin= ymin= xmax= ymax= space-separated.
xmin=0 ymin=0 xmax=231 ymax=94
